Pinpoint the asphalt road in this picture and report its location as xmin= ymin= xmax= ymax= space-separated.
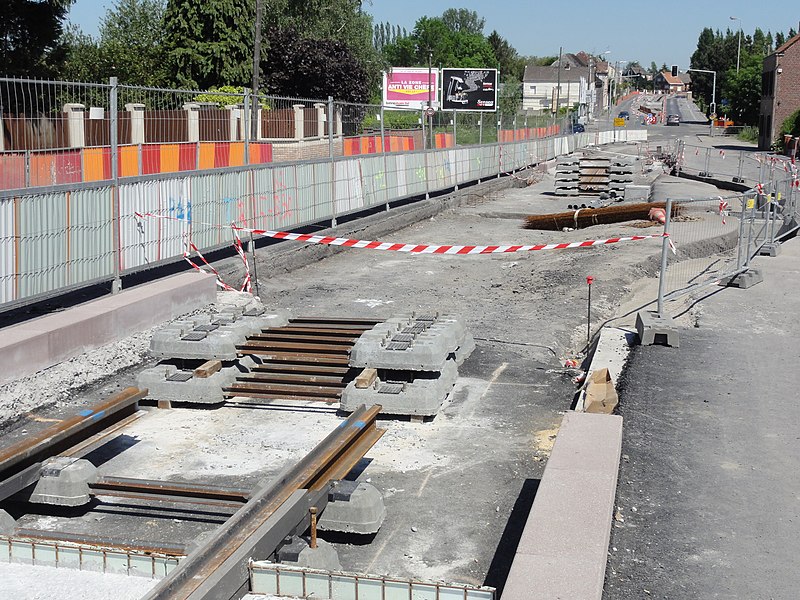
xmin=604 ymin=238 xmax=800 ymax=599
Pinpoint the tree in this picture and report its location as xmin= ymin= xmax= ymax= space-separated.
xmin=498 ymin=75 xmax=521 ymax=116
xmin=0 ymin=0 xmax=74 ymax=77
xmin=487 ymin=30 xmax=525 ymax=81
xmin=382 ymin=14 xmax=495 ymax=71
xmin=262 ymin=27 xmax=368 ymax=103
xmin=163 ymin=0 xmax=254 ymax=89
xmin=441 ymin=8 xmax=484 ymax=35
xmin=722 ymin=56 xmax=761 ymax=124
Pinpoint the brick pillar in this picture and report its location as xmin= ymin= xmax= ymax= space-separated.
xmin=293 ymin=104 xmax=305 ymax=140
xmin=63 ymin=103 xmax=86 ymax=148
xmin=183 ymin=103 xmax=200 ymax=143
xmin=125 ymin=103 xmax=145 ymax=145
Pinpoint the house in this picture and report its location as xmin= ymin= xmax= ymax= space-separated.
xmin=759 ymin=32 xmax=800 ymax=150
xmin=522 ymin=64 xmax=590 ymax=117
xmin=654 ymin=71 xmax=687 ymax=93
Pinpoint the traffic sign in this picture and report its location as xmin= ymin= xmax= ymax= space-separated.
xmin=614 ymin=118 xmax=626 ymax=127
xmin=424 ymin=107 xmax=436 ymax=118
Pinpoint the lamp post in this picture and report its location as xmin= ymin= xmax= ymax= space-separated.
xmin=730 ymin=16 xmax=742 ymax=73
xmin=688 ymin=68 xmax=716 ymax=129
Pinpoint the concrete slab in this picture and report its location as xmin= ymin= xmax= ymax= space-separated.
xmin=317 ymin=482 xmax=386 ymax=535
xmin=340 ymin=360 xmax=459 ymax=416
xmin=136 ymin=357 xmax=257 ymax=404
xmin=635 ymin=310 xmax=680 ymax=347
xmin=719 ymin=268 xmax=764 ymax=289
xmin=28 ymin=458 xmax=97 ymax=507
xmin=0 ymin=272 xmax=217 ymax=385
xmin=277 ymin=538 xmax=341 ymax=571
xmin=149 ymin=312 xmax=288 ymax=360
xmin=502 ymin=553 xmax=607 ymax=600
xmin=349 ymin=314 xmax=472 ymax=371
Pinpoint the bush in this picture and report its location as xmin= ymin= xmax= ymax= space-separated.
xmin=776 ymin=108 xmax=800 ymax=151
xmin=737 ymin=126 xmax=759 ymax=143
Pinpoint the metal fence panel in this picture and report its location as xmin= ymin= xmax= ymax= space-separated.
xmin=0 ymin=198 xmax=15 ymax=303
xmin=69 ymin=186 xmax=114 ymax=286
xmin=360 ymin=155 xmax=389 ymax=208
xmin=334 ymin=159 xmax=364 ymax=216
xmin=17 ymin=191 xmax=68 ymax=298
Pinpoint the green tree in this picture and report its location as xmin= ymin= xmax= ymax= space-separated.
xmin=498 ymin=75 xmax=521 ymax=116
xmin=440 ymin=8 xmax=484 ymax=35
xmin=0 ymin=0 xmax=74 ymax=77
xmin=722 ymin=57 xmax=761 ymax=124
xmin=163 ymin=0 xmax=254 ymax=89
xmin=382 ymin=14 xmax=495 ymax=70
xmin=262 ymin=27 xmax=368 ymax=104
xmin=487 ymin=30 xmax=525 ymax=81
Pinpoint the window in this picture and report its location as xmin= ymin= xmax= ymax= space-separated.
xmin=529 ymin=85 xmax=536 ymax=92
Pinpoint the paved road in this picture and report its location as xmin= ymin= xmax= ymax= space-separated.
xmin=604 ymin=237 xmax=800 ymax=599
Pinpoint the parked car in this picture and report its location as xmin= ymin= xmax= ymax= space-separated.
xmin=666 ymin=114 xmax=681 ymax=126
xmin=571 ymin=122 xmax=585 ymax=133
xmin=618 ymin=110 xmax=630 ymax=120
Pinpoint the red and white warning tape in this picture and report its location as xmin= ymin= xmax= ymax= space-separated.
xmin=718 ymin=197 xmax=729 ymax=225
xmin=135 ymin=212 xmax=667 ymax=256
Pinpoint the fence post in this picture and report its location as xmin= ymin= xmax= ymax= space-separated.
xmin=243 ymin=88 xmax=251 ymax=165
xmin=327 ymin=96 xmax=336 ymax=227
xmin=452 ymin=108 xmax=457 ymax=147
xmin=745 ymin=191 xmax=756 ymax=268
xmin=110 ymin=76 xmax=122 ymax=294
xmin=380 ymin=104 xmax=389 ymax=212
xmin=736 ymin=192 xmax=749 ymax=270
xmin=656 ymin=197 xmax=674 ymax=318
xmin=735 ymin=150 xmax=744 ymax=183
xmin=479 ymin=112 xmax=483 ymax=145
xmin=497 ymin=112 xmax=502 ymax=179
xmin=703 ymin=147 xmax=711 ymax=176
xmin=422 ymin=111 xmax=430 ymax=199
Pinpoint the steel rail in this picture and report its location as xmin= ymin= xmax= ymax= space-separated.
xmin=142 ymin=404 xmax=384 ymax=600
xmin=0 ymin=388 xmax=147 ymax=502
xmin=90 ymin=476 xmax=251 ymax=504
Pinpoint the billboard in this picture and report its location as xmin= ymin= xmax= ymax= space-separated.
xmin=383 ymin=68 xmax=439 ymax=110
xmin=441 ymin=68 xmax=498 ymax=112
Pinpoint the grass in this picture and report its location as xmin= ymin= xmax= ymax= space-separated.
xmin=736 ymin=126 xmax=759 ymax=143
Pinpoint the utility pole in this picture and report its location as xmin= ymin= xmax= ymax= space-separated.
xmin=250 ymin=0 xmax=263 ymax=140
xmin=554 ymin=46 xmax=563 ymax=124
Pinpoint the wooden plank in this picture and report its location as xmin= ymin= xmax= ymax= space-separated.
xmin=355 ymin=368 xmax=377 ymax=389
xmin=194 ymin=360 xmax=222 ymax=379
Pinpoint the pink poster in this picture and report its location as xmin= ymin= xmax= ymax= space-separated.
xmin=383 ymin=68 xmax=439 ymax=109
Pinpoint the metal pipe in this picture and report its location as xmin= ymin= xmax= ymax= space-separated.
xmin=309 ymin=507 xmax=318 ymax=549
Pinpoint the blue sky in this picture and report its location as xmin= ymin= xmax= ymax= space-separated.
xmin=69 ymin=0 xmax=800 ymax=71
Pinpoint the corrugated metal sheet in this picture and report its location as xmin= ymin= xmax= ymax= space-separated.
xmin=249 ymin=168 xmax=276 ymax=231
xmin=0 ymin=198 xmax=15 ymax=303
xmin=312 ymin=162 xmax=334 ymax=222
xmin=68 ymin=187 xmax=114 ymax=286
xmin=334 ymin=160 xmax=364 ymax=215
xmin=189 ymin=173 xmax=224 ymax=250
xmin=359 ymin=155 xmax=389 ymax=208
xmin=294 ymin=162 xmax=319 ymax=227
xmin=17 ymin=191 xmax=68 ymax=299
xmin=120 ymin=180 xmax=164 ymax=271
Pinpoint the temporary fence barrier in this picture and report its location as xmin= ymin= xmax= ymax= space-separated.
xmin=655 ymin=173 xmax=797 ymax=316
xmin=0 ymin=76 xmax=633 ymax=311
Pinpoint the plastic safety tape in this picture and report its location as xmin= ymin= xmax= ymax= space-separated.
xmin=135 ymin=212 xmax=666 ymax=255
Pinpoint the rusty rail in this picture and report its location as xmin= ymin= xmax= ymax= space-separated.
xmin=142 ymin=403 xmax=384 ymax=600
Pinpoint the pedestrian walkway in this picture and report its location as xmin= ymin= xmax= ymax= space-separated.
xmin=604 ymin=236 xmax=800 ymax=599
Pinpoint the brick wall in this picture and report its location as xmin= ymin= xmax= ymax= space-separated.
xmin=775 ymin=44 xmax=800 ymax=138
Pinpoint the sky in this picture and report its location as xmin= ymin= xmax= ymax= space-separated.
xmin=69 ymin=0 xmax=800 ymax=72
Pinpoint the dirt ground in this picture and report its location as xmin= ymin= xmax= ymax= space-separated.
xmin=0 ymin=135 xmax=738 ymax=596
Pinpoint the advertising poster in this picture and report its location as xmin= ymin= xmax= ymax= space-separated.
xmin=382 ymin=68 xmax=439 ymax=110
xmin=441 ymin=68 xmax=498 ymax=112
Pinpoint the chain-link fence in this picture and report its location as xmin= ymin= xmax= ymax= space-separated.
xmin=656 ymin=173 xmax=798 ymax=316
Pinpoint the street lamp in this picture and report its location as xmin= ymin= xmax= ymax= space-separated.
xmin=688 ymin=68 xmax=717 ymax=128
xmin=730 ymin=16 xmax=742 ymax=72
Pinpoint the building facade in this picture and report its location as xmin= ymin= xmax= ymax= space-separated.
xmin=522 ymin=65 xmax=589 ymax=117
xmin=759 ymin=33 xmax=800 ymax=150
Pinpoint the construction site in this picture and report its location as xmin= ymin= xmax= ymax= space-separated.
xmin=0 ymin=103 xmax=798 ymax=600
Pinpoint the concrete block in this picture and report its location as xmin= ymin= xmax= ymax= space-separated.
xmin=349 ymin=314 xmax=473 ymax=371
xmin=500 ymin=412 xmax=622 ymax=600
xmin=635 ymin=310 xmax=679 ymax=347
xmin=150 ymin=311 xmax=288 ymax=360
xmin=0 ymin=271 xmax=217 ymax=386
xmin=340 ymin=360 xmax=459 ymax=416
xmin=624 ymin=185 xmax=651 ymax=201
xmin=719 ymin=268 xmax=764 ymax=289
xmin=28 ymin=458 xmax=97 ymax=507
xmin=758 ymin=242 xmax=781 ymax=257
xmin=317 ymin=481 xmax=386 ymax=535
xmin=0 ymin=510 xmax=15 ymax=535
xmin=137 ymin=357 xmax=257 ymax=404
xmin=277 ymin=537 xmax=341 ymax=571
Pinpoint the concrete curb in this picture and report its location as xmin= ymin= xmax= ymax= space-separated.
xmin=500 ymin=412 xmax=623 ymax=600
xmin=0 ymin=271 xmax=217 ymax=386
